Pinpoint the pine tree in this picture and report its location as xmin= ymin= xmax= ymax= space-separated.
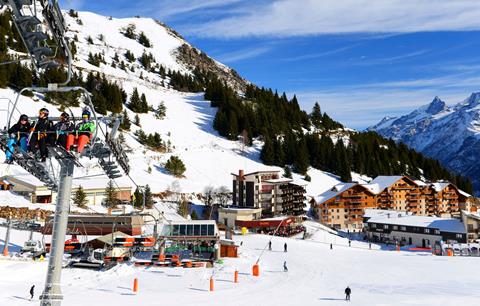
xmin=334 ymin=140 xmax=351 ymax=182
xmin=128 ymin=88 xmax=141 ymax=112
xmin=134 ymin=114 xmax=141 ymax=126
xmin=123 ymin=24 xmax=136 ymax=39
xmin=191 ymin=210 xmax=198 ymax=220
xmin=177 ymin=200 xmax=189 ymax=218
xmin=133 ymin=187 xmax=143 ymax=208
xmin=273 ymin=138 xmax=285 ymax=166
xmin=284 ymin=166 xmax=292 ymax=178
xmin=140 ymin=93 xmax=149 ymax=113
xmin=165 ymin=156 xmax=186 ymax=177
xmin=155 ymin=102 xmax=166 ymax=119
xmin=311 ymin=102 xmax=322 ymax=129
xmin=104 ymin=180 xmax=118 ymax=208
xmin=293 ymin=137 xmax=309 ymax=174
xmin=125 ymin=50 xmax=135 ymax=62
xmin=144 ymin=185 xmax=154 ymax=208
xmin=120 ymin=109 xmax=131 ymax=130
xmin=138 ymin=31 xmax=152 ymax=47
xmin=260 ymin=136 xmax=275 ymax=165
xmin=72 ymin=186 xmax=88 ymax=208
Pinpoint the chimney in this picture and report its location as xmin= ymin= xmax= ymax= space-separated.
xmin=239 ymin=169 xmax=244 ymax=181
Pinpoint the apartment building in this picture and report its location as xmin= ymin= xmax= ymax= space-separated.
xmin=232 ymin=170 xmax=306 ymax=217
xmin=313 ymin=176 xmax=472 ymax=230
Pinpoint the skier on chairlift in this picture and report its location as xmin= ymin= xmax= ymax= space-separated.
xmin=5 ymin=114 xmax=31 ymax=163
xmin=29 ymin=108 xmax=53 ymax=162
xmin=67 ymin=109 xmax=95 ymax=154
xmin=52 ymin=112 xmax=74 ymax=149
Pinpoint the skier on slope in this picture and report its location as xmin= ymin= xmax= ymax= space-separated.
xmin=345 ymin=286 xmax=351 ymax=301
xmin=268 ymin=241 xmax=272 ymax=251
xmin=283 ymin=261 xmax=288 ymax=272
xmin=30 ymin=285 xmax=35 ymax=300
xmin=284 ymin=242 xmax=287 ymax=252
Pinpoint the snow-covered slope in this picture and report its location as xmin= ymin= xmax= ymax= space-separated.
xmin=369 ymin=93 xmax=480 ymax=192
xmin=0 ymin=11 xmax=340 ymax=196
xmin=1 ymin=225 xmax=478 ymax=306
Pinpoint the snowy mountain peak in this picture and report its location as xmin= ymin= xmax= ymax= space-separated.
xmin=463 ymin=92 xmax=480 ymax=107
xmin=371 ymin=92 xmax=480 ymax=193
xmin=426 ymin=96 xmax=447 ymax=115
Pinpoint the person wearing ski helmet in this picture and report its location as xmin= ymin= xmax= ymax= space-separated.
xmin=29 ymin=108 xmax=53 ymax=162
xmin=67 ymin=108 xmax=95 ymax=153
xmin=4 ymin=114 xmax=31 ymax=163
xmin=52 ymin=112 xmax=74 ymax=149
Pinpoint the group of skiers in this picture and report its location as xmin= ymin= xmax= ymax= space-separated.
xmin=5 ymin=108 xmax=95 ymax=163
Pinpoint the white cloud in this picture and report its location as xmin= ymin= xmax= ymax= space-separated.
xmin=153 ymin=0 xmax=242 ymax=20
xmin=215 ymin=46 xmax=271 ymax=63
xmin=185 ymin=0 xmax=480 ymax=38
xmin=353 ymin=49 xmax=431 ymax=66
xmin=282 ymin=44 xmax=360 ymax=62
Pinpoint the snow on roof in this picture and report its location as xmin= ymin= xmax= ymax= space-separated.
xmin=291 ymin=178 xmax=308 ymax=187
xmin=363 ymin=209 xmax=410 ymax=219
xmin=314 ymin=183 xmax=357 ymax=204
xmin=231 ymin=170 xmax=280 ymax=177
xmin=414 ymin=180 xmax=427 ymax=187
xmin=363 ymin=176 xmax=405 ymax=194
xmin=219 ymin=207 xmax=262 ymax=212
xmin=0 ymin=164 xmax=46 ymax=187
xmin=367 ymin=213 xmax=466 ymax=233
xmin=431 ymin=182 xmax=451 ymax=192
xmin=72 ymin=176 xmax=132 ymax=190
xmin=0 ymin=190 xmax=55 ymax=211
xmin=462 ymin=210 xmax=480 ymax=220
xmin=459 ymin=189 xmax=472 ymax=198
xmin=264 ymin=178 xmax=293 ymax=184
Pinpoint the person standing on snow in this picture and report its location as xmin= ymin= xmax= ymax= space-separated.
xmin=283 ymin=261 xmax=288 ymax=272
xmin=284 ymin=242 xmax=287 ymax=252
xmin=30 ymin=285 xmax=35 ymax=300
xmin=345 ymin=286 xmax=351 ymax=301
xmin=268 ymin=241 xmax=272 ymax=251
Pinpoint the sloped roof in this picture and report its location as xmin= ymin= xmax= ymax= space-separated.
xmin=431 ymin=182 xmax=451 ymax=192
xmin=363 ymin=175 xmax=412 ymax=194
xmin=314 ymin=183 xmax=357 ymax=204
xmin=367 ymin=214 xmax=466 ymax=234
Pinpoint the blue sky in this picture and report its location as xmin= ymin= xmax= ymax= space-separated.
xmin=61 ymin=0 xmax=480 ymax=129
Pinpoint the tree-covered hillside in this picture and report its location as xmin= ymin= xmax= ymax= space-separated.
xmin=203 ymin=75 xmax=473 ymax=194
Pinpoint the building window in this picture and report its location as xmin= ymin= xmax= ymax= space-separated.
xmin=456 ymin=234 xmax=462 ymax=239
xmin=434 ymin=230 xmax=440 ymax=235
xmin=400 ymin=226 xmax=406 ymax=231
xmin=383 ymin=225 xmax=389 ymax=229
xmin=424 ymin=229 xmax=430 ymax=234
xmin=371 ymin=223 xmax=376 ymax=228
xmin=393 ymin=226 xmax=398 ymax=230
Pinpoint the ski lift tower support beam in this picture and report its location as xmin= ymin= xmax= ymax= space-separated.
xmin=39 ymin=157 xmax=74 ymax=306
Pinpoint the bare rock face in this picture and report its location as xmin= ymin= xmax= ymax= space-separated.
xmin=175 ymin=43 xmax=249 ymax=93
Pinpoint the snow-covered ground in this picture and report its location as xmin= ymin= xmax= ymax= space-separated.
xmin=1 ymin=223 xmax=478 ymax=306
